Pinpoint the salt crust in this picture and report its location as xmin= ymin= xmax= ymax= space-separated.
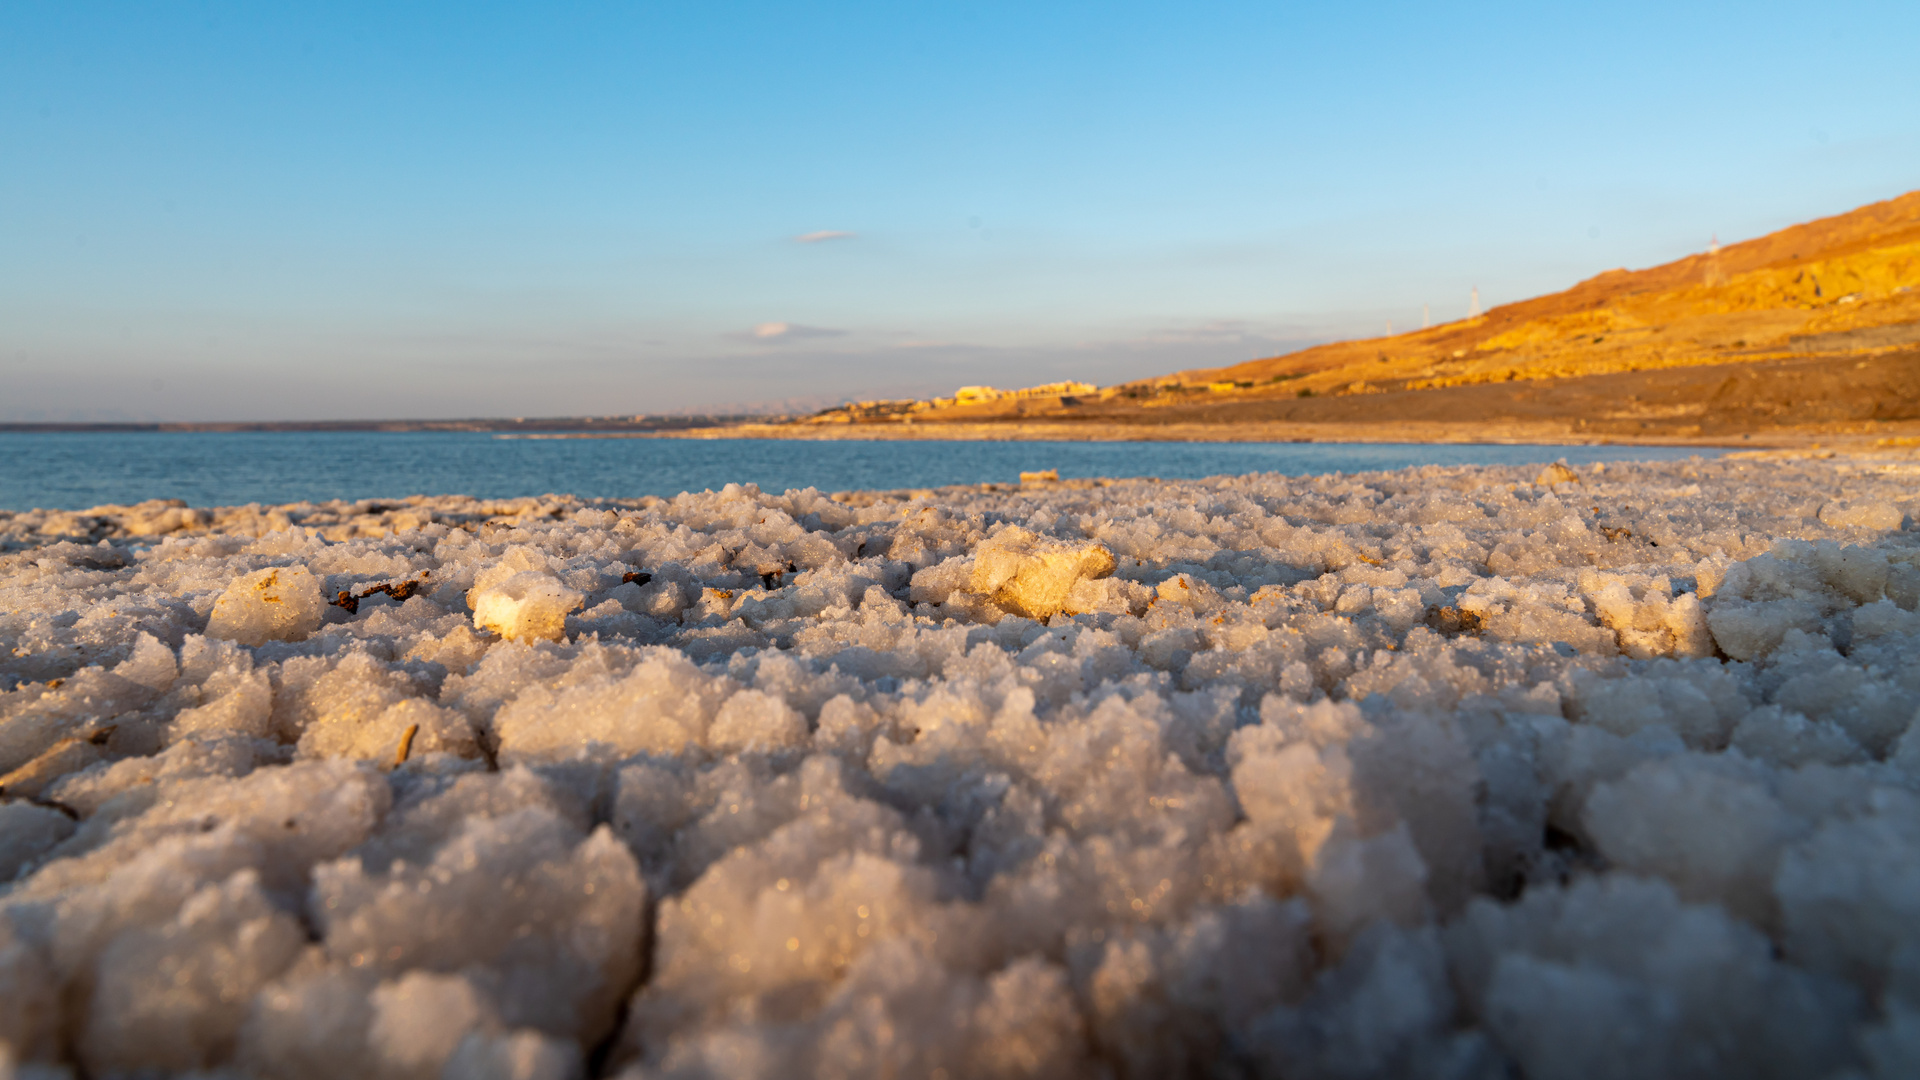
xmin=0 ymin=456 xmax=1917 ymax=1078
xmin=205 ymin=567 xmax=326 ymax=648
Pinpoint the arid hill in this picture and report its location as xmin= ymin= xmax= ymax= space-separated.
xmin=744 ymin=191 xmax=1920 ymax=445
xmin=1170 ymin=188 xmax=1920 ymax=399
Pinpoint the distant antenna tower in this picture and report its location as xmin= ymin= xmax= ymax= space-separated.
xmin=1469 ymin=286 xmax=1481 ymax=319
xmin=1422 ymin=304 xmax=1431 ymax=329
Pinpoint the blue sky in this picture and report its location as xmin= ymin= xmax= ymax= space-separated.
xmin=4 ymin=1 xmax=1917 ymax=421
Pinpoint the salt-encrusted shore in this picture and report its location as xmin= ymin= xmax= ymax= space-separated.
xmin=2 ymin=453 xmax=1918 ymax=1078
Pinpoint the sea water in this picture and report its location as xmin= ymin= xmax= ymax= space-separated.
xmin=0 ymin=431 xmax=1720 ymax=511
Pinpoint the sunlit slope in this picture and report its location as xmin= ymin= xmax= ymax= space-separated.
xmin=1170 ymin=190 xmax=1920 ymax=398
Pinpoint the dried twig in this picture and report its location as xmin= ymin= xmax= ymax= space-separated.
xmin=329 ymin=571 xmax=433 ymax=615
xmin=0 ymin=727 xmax=114 ymax=800
xmin=393 ymin=723 xmax=419 ymax=768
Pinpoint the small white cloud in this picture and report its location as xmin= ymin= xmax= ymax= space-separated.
xmin=793 ymin=230 xmax=855 ymax=244
xmin=734 ymin=322 xmax=846 ymax=343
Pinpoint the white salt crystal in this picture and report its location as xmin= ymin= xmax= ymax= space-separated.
xmin=969 ymin=526 xmax=1117 ymax=619
xmin=469 ymin=570 xmax=585 ymax=642
xmin=0 ymin=802 xmax=75 ymax=884
xmin=204 ymin=565 xmax=326 ymax=645
xmin=1818 ymin=499 xmax=1905 ymax=530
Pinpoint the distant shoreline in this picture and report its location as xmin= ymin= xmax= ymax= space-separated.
xmin=504 ymin=424 xmax=1747 ymax=447
xmin=530 ymin=419 xmax=1895 ymax=452
xmin=0 ymin=415 xmax=766 ymax=435
xmin=7 ymin=417 xmax=1914 ymax=453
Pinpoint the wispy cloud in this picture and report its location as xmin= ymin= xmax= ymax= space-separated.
xmin=733 ymin=322 xmax=846 ymax=343
xmin=1121 ymin=319 xmax=1264 ymax=346
xmin=793 ymin=230 xmax=855 ymax=244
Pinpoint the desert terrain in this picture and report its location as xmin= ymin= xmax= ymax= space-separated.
xmin=681 ymin=191 xmax=1920 ymax=448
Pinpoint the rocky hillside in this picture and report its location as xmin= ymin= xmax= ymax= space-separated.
xmin=699 ymin=191 xmax=1920 ymax=443
xmin=1170 ymin=190 xmax=1920 ymax=399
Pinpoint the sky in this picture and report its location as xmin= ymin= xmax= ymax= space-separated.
xmin=4 ymin=1 xmax=1918 ymax=422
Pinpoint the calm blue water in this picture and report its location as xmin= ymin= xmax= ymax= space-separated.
xmin=0 ymin=433 xmax=1720 ymax=511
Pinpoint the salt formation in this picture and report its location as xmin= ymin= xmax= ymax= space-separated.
xmin=0 ymin=453 xmax=1917 ymax=1078
xmin=966 ymin=526 xmax=1118 ymax=620
xmin=205 ymin=566 xmax=326 ymax=646
xmin=468 ymin=549 xmax=586 ymax=642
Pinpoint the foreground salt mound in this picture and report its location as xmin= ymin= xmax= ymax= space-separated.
xmin=469 ymin=548 xmax=585 ymax=642
xmin=968 ymin=526 xmax=1118 ymax=620
xmin=205 ymin=566 xmax=326 ymax=646
xmin=0 ymin=456 xmax=1917 ymax=1077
